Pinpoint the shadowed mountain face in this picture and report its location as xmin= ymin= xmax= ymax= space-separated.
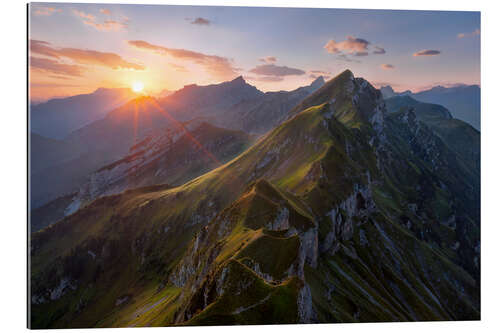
xmin=159 ymin=76 xmax=325 ymax=134
xmin=159 ymin=76 xmax=264 ymax=121
xmin=30 ymin=70 xmax=479 ymax=328
xmin=380 ymin=85 xmax=480 ymax=130
xmin=30 ymin=88 xmax=138 ymax=139
xmin=216 ymin=76 xmax=326 ymax=134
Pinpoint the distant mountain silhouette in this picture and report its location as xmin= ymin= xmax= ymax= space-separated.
xmin=380 ymin=84 xmax=480 ymax=130
xmin=30 ymin=87 xmax=138 ymax=139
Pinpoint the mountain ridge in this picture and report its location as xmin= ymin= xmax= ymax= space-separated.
xmin=30 ymin=69 xmax=479 ymax=328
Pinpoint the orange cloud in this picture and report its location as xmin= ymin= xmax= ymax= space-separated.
xmin=30 ymin=40 xmax=145 ymax=71
xmin=73 ymin=9 xmax=95 ymax=21
xmin=324 ymin=36 xmax=370 ymax=56
xmin=33 ymin=6 xmax=62 ymax=16
xmin=84 ymin=20 xmax=126 ymax=31
xmin=30 ymin=56 xmax=84 ymax=77
xmin=380 ymin=64 xmax=395 ymax=70
xmin=128 ymin=40 xmax=238 ymax=80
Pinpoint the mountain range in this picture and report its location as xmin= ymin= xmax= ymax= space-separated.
xmin=380 ymin=84 xmax=480 ymax=130
xmin=30 ymin=70 xmax=480 ymax=328
xmin=30 ymin=88 xmax=139 ymax=140
xmin=30 ymin=77 xmax=324 ymax=210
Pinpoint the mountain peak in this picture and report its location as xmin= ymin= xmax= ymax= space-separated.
xmin=289 ymin=69 xmax=386 ymax=130
xmin=230 ymin=75 xmax=246 ymax=84
xmin=310 ymin=76 xmax=325 ymax=89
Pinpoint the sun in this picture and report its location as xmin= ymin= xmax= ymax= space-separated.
xmin=132 ymin=81 xmax=144 ymax=93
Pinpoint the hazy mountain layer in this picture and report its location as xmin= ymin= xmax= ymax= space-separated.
xmin=31 ymin=77 xmax=324 ymax=209
xmin=31 ymin=120 xmax=254 ymax=230
xmin=31 ymin=88 xmax=138 ymax=139
xmin=380 ymin=85 xmax=480 ymax=130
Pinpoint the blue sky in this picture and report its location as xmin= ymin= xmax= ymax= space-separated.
xmin=29 ymin=2 xmax=480 ymax=100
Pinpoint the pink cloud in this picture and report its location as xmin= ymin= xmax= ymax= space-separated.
xmin=128 ymin=40 xmax=238 ymax=80
xmin=259 ymin=56 xmax=277 ymax=64
xmin=84 ymin=20 xmax=126 ymax=32
xmin=30 ymin=56 xmax=84 ymax=77
xmin=30 ymin=40 xmax=145 ymax=71
xmin=324 ymin=36 xmax=370 ymax=56
xmin=73 ymin=9 xmax=95 ymax=21
xmin=73 ymin=9 xmax=127 ymax=32
xmin=380 ymin=64 xmax=395 ymax=70
xmin=33 ymin=6 xmax=62 ymax=16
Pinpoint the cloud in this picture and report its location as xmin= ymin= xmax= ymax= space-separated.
xmin=457 ymin=29 xmax=480 ymax=39
xmin=84 ymin=20 xmax=127 ymax=31
xmin=73 ymin=9 xmax=95 ymax=21
xmin=413 ymin=49 xmax=441 ymax=56
xmin=380 ymin=64 xmax=395 ymax=70
xmin=249 ymin=64 xmax=305 ymax=77
xmin=191 ymin=17 xmax=211 ymax=25
xmin=259 ymin=56 xmax=277 ymax=64
xmin=251 ymin=76 xmax=284 ymax=82
xmin=57 ymin=48 xmax=144 ymax=70
xmin=30 ymin=40 xmax=145 ymax=71
xmin=128 ymin=40 xmax=238 ymax=80
xmin=169 ymin=63 xmax=188 ymax=72
xmin=373 ymin=46 xmax=386 ymax=54
xmin=30 ymin=40 xmax=62 ymax=58
xmin=324 ymin=36 xmax=370 ymax=55
xmin=33 ymin=6 xmax=62 ymax=16
xmin=73 ymin=9 xmax=127 ymax=31
xmin=30 ymin=56 xmax=84 ymax=77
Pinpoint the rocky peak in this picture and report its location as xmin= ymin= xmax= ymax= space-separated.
xmin=379 ymin=85 xmax=395 ymax=99
xmin=230 ymin=75 xmax=246 ymax=85
xmin=309 ymin=76 xmax=325 ymax=91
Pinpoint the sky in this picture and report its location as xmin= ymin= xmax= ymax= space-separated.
xmin=29 ymin=2 xmax=480 ymax=102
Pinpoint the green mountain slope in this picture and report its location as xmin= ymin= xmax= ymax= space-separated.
xmin=29 ymin=70 xmax=480 ymax=328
